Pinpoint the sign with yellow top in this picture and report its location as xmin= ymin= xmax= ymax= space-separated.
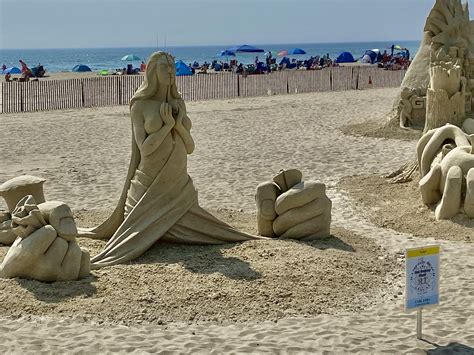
xmin=405 ymin=245 xmax=440 ymax=310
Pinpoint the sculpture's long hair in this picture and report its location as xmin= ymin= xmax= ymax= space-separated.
xmin=130 ymin=51 xmax=182 ymax=110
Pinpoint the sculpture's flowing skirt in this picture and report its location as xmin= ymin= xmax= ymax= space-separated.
xmin=90 ymin=135 xmax=259 ymax=269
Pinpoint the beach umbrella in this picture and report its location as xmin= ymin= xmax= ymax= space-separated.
xmin=72 ymin=64 xmax=92 ymax=72
xmin=227 ymin=44 xmax=264 ymax=53
xmin=121 ymin=54 xmax=141 ymax=61
xmin=287 ymin=48 xmax=306 ymax=55
xmin=2 ymin=67 xmax=21 ymax=74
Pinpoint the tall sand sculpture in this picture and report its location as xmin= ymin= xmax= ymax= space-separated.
xmin=73 ymin=52 xmax=269 ymax=268
xmin=389 ymin=0 xmax=473 ymax=129
xmin=388 ymin=0 xmax=473 ymax=182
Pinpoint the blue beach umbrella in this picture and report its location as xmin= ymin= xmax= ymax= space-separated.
xmin=72 ymin=64 xmax=92 ymax=72
xmin=287 ymin=48 xmax=306 ymax=55
xmin=2 ymin=67 xmax=21 ymax=74
xmin=121 ymin=54 xmax=141 ymax=61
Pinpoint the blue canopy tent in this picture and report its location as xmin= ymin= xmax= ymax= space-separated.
xmin=220 ymin=49 xmax=236 ymax=57
xmin=2 ymin=67 xmax=21 ymax=74
xmin=227 ymin=44 xmax=264 ymax=53
xmin=176 ymin=60 xmax=193 ymax=76
xmin=336 ymin=51 xmax=355 ymax=63
xmin=287 ymin=48 xmax=306 ymax=55
xmin=362 ymin=49 xmax=379 ymax=63
xmin=279 ymin=57 xmax=296 ymax=69
xmin=72 ymin=64 xmax=92 ymax=72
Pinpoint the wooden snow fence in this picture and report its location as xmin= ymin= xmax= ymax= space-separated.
xmin=177 ymin=73 xmax=238 ymax=101
xmin=330 ymin=67 xmax=354 ymax=91
xmin=239 ymin=71 xmax=288 ymax=97
xmin=1 ymin=67 xmax=406 ymax=113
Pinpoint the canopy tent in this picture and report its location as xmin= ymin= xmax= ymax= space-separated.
xmin=2 ymin=67 xmax=21 ymax=74
xmin=362 ymin=50 xmax=378 ymax=63
xmin=227 ymin=44 xmax=264 ymax=53
xmin=220 ymin=49 xmax=236 ymax=57
xmin=72 ymin=64 xmax=92 ymax=72
xmin=335 ymin=51 xmax=355 ymax=63
xmin=175 ymin=60 xmax=193 ymax=76
xmin=287 ymin=48 xmax=306 ymax=55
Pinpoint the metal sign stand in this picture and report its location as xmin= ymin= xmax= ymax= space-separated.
xmin=417 ymin=308 xmax=423 ymax=339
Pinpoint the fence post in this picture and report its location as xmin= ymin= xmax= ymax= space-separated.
xmin=237 ymin=74 xmax=240 ymax=97
xmin=81 ymin=79 xmax=85 ymax=107
xmin=20 ymin=83 xmax=24 ymax=112
xmin=118 ymin=77 xmax=123 ymax=105
xmin=330 ymin=68 xmax=333 ymax=91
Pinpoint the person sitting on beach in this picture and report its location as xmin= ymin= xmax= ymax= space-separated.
xmin=140 ymin=61 xmax=147 ymax=72
xmin=19 ymin=60 xmax=31 ymax=75
xmin=4 ymin=72 xmax=11 ymax=82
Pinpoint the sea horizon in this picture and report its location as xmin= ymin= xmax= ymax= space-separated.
xmin=0 ymin=40 xmax=420 ymax=73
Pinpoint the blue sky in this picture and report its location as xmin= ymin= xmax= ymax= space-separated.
xmin=0 ymin=0 xmax=472 ymax=49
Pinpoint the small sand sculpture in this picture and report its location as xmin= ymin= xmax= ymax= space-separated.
xmin=417 ymin=123 xmax=474 ymax=220
xmin=0 ymin=195 xmax=90 ymax=282
xmin=0 ymin=175 xmax=46 ymax=245
xmin=256 ymin=169 xmax=331 ymax=239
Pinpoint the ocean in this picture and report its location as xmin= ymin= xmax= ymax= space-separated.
xmin=0 ymin=41 xmax=420 ymax=73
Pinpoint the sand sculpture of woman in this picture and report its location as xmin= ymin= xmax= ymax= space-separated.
xmin=79 ymin=52 xmax=263 ymax=268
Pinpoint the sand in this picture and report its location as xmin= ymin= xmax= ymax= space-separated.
xmin=0 ymin=88 xmax=473 ymax=353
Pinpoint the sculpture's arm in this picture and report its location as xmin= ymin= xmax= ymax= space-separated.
xmin=174 ymin=102 xmax=195 ymax=154
xmin=132 ymin=103 xmax=174 ymax=157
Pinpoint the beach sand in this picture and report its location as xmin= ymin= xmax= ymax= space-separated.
xmin=0 ymin=88 xmax=473 ymax=353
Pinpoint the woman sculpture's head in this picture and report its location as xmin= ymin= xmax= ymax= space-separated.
xmin=130 ymin=51 xmax=181 ymax=106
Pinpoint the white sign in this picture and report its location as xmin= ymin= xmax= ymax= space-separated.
xmin=405 ymin=245 xmax=440 ymax=310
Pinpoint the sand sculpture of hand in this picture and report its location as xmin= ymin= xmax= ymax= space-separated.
xmin=255 ymin=169 xmax=331 ymax=239
xmin=0 ymin=195 xmax=90 ymax=282
xmin=430 ymin=49 xmax=464 ymax=98
xmin=417 ymin=124 xmax=474 ymax=220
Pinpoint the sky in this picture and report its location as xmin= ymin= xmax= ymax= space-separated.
xmin=0 ymin=0 xmax=472 ymax=49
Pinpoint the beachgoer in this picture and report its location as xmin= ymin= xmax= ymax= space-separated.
xmin=1 ymin=64 xmax=6 ymax=72
xmin=140 ymin=61 xmax=147 ymax=72
xmin=77 ymin=51 xmax=264 ymax=268
xmin=19 ymin=60 xmax=29 ymax=74
xmin=5 ymin=72 xmax=11 ymax=82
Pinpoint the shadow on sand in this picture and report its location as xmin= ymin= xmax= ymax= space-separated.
xmin=16 ymin=275 xmax=97 ymax=302
xmin=423 ymin=339 xmax=474 ymax=354
xmin=297 ymin=234 xmax=356 ymax=252
xmin=134 ymin=242 xmax=262 ymax=281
